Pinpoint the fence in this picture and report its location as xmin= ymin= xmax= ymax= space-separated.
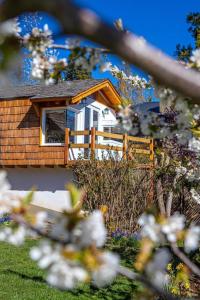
xmin=64 ymin=127 xmax=154 ymax=168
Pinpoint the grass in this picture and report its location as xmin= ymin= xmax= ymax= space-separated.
xmin=0 ymin=238 xmax=141 ymax=300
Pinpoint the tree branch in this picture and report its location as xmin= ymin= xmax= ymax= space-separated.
xmin=11 ymin=214 xmax=69 ymax=245
xmin=1 ymin=0 xmax=200 ymax=102
xmin=171 ymin=242 xmax=200 ymax=277
xmin=51 ymin=44 xmax=110 ymax=53
xmin=118 ymin=266 xmax=181 ymax=300
xmin=11 ymin=213 xmax=183 ymax=299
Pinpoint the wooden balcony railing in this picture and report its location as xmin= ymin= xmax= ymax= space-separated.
xmin=64 ymin=127 xmax=154 ymax=167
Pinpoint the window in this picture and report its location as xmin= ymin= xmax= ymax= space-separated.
xmin=66 ymin=110 xmax=76 ymax=143
xmin=83 ymin=106 xmax=99 ymax=157
xmin=93 ymin=110 xmax=99 ymax=130
xmin=103 ymin=126 xmax=120 ymax=141
xmin=45 ymin=109 xmax=66 ymax=144
xmin=42 ymin=108 xmax=76 ymax=145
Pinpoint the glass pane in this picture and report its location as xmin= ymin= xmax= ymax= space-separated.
xmin=66 ymin=110 xmax=76 ymax=143
xmin=103 ymin=126 xmax=120 ymax=141
xmin=84 ymin=107 xmax=90 ymax=157
xmin=45 ymin=109 xmax=66 ymax=143
xmin=93 ymin=110 xmax=98 ymax=130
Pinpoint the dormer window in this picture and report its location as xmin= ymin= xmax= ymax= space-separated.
xmin=41 ymin=107 xmax=76 ymax=145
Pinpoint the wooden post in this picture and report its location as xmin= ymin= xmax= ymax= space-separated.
xmin=148 ymin=139 xmax=154 ymax=205
xmin=91 ymin=127 xmax=96 ymax=160
xmin=123 ymin=133 xmax=128 ymax=160
xmin=65 ymin=128 xmax=70 ymax=165
xmin=149 ymin=139 xmax=154 ymax=162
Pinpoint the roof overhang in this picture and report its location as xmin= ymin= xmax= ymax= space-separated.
xmin=30 ymin=79 xmax=121 ymax=110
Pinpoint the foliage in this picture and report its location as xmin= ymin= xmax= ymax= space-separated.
xmin=64 ymin=46 xmax=94 ymax=80
xmin=175 ymin=12 xmax=200 ymax=62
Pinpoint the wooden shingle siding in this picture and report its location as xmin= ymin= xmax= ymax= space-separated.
xmin=0 ymin=98 xmax=65 ymax=166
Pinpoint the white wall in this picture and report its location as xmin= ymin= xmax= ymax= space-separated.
xmin=4 ymin=167 xmax=74 ymax=212
xmin=5 ymin=167 xmax=74 ymax=191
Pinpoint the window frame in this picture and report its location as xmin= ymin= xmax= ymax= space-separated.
xmin=41 ymin=106 xmax=78 ymax=146
xmin=85 ymin=104 xmax=100 ymax=130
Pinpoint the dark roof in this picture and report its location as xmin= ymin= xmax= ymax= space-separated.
xmin=0 ymin=79 xmax=105 ymax=100
xmin=133 ymin=102 xmax=160 ymax=115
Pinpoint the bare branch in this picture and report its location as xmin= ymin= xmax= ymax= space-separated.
xmin=1 ymin=0 xmax=200 ymax=101
xmin=166 ymin=190 xmax=173 ymax=217
xmin=118 ymin=266 xmax=181 ymax=300
xmin=11 ymin=214 xmax=69 ymax=245
xmin=171 ymin=242 xmax=200 ymax=277
xmin=156 ymin=178 xmax=166 ymax=215
xmin=11 ymin=213 xmax=183 ymax=299
xmin=51 ymin=44 xmax=110 ymax=53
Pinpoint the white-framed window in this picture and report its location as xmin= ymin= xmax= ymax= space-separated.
xmin=103 ymin=126 xmax=120 ymax=141
xmin=41 ymin=107 xmax=77 ymax=146
xmin=84 ymin=106 xmax=99 ymax=142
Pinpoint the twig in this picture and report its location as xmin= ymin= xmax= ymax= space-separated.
xmin=118 ymin=266 xmax=181 ymax=300
xmin=11 ymin=214 xmax=69 ymax=245
xmin=156 ymin=178 xmax=166 ymax=215
xmin=11 ymin=213 xmax=185 ymax=299
xmin=2 ymin=0 xmax=200 ymax=101
xmin=166 ymin=190 xmax=173 ymax=217
xmin=171 ymin=242 xmax=200 ymax=277
xmin=51 ymin=44 xmax=110 ymax=53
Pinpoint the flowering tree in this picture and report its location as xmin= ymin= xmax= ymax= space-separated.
xmin=0 ymin=1 xmax=200 ymax=299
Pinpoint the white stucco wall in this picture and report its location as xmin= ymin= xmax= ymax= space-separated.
xmin=4 ymin=167 xmax=74 ymax=212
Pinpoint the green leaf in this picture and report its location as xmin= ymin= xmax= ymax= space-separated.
xmin=67 ymin=184 xmax=83 ymax=209
xmin=22 ymin=190 xmax=34 ymax=206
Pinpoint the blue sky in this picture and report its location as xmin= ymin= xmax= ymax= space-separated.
xmin=20 ymin=1 xmax=199 ymax=84
xmin=74 ymin=0 xmax=199 ymax=56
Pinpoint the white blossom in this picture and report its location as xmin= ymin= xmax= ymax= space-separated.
xmin=30 ymin=241 xmax=61 ymax=269
xmin=100 ymin=62 xmax=112 ymax=72
xmin=30 ymin=241 xmax=88 ymax=289
xmin=184 ymin=226 xmax=200 ymax=253
xmin=0 ymin=171 xmax=22 ymax=216
xmin=47 ymin=261 xmax=88 ymax=289
xmin=146 ymin=249 xmax=171 ymax=287
xmin=190 ymin=188 xmax=200 ymax=205
xmin=189 ymin=137 xmax=200 ymax=152
xmin=139 ymin=213 xmax=185 ymax=243
xmin=0 ymin=18 xmax=21 ymax=38
xmin=175 ymin=166 xmax=187 ymax=177
xmin=92 ymin=251 xmax=119 ymax=287
xmin=0 ymin=226 xmax=26 ymax=246
xmin=72 ymin=210 xmax=107 ymax=248
xmin=161 ymin=213 xmax=185 ymax=242
xmin=190 ymin=49 xmax=200 ymax=69
xmin=138 ymin=213 xmax=160 ymax=242
xmin=34 ymin=211 xmax=48 ymax=228
xmin=101 ymin=61 xmax=148 ymax=89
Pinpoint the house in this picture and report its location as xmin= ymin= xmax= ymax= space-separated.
xmin=0 ymin=79 xmax=122 ymax=212
xmin=0 ymin=80 xmax=154 ymax=212
xmin=133 ymin=102 xmax=160 ymax=115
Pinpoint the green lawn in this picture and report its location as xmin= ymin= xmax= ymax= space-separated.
xmin=0 ymin=239 xmax=141 ymax=300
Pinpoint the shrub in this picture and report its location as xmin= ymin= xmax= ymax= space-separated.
xmin=73 ymin=157 xmax=154 ymax=233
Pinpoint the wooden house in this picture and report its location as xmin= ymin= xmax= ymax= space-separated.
xmin=0 ymin=79 xmax=154 ymax=212
xmin=0 ymin=79 xmax=123 ymax=211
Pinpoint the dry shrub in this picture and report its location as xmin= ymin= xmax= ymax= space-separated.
xmin=73 ymin=157 xmax=153 ymax=233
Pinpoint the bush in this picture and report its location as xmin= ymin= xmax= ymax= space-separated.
xmin=73 ymin=157 xmax=154 ymax=233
